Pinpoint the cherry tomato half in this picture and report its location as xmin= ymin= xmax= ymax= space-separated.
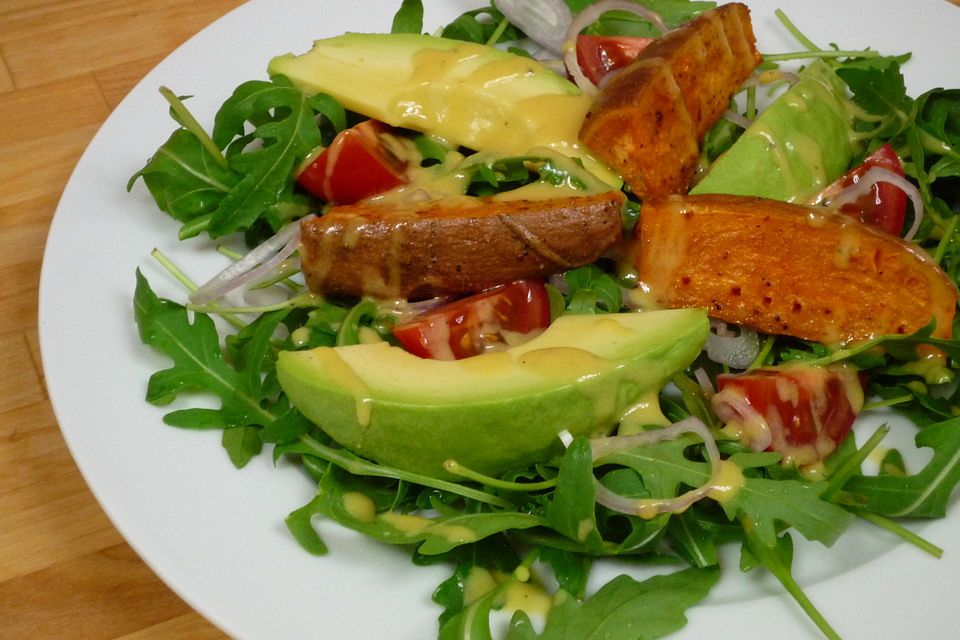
xmin=711 ymin=365 xmax=864 ymax=467
xmin=391 ymin=280 xmax=552 ymax=360
xmin=575 ymin=35 xmax=653 ymax=86
xmin=832 ymin=143 xmax=908 ymax=236
xmin=296 ymin=120 xmax=408 ymax=204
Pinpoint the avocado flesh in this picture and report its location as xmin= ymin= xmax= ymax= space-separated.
xmin=268 ymin=33 xmax=617 ymax=184
xmin=691 ymin=60 xmax=858 ymax=202
xmin=277 ymin=309 xmax=709 ymax=479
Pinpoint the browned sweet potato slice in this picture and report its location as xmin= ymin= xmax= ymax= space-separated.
xmin=300 ymin=191 xmax=625 ymax=300
xmin=579 ymin=3 xmax=761 ymax=199
xmin=632 ymin=194 xmax=958 ymax=343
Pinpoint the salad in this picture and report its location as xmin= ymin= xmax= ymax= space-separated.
xmin=124 ymin=0 xmax=960 ymax=638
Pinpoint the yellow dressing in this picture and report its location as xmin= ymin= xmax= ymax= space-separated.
xmin=308 ymin=348 xmax=374 ymax=427
xmin=342 ymin=491 xmax=377 ymax=523
xmin=379 ymin=511 xmax=431 ymax=535
xmin=706 ymin=459 xmax=746 ymax=505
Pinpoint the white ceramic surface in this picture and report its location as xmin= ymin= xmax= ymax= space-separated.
xmin=39 ymin=1 xmax=960 ymax=638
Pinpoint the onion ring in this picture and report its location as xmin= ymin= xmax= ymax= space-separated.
xmin=495 ymin=0 xmax=572 ymax=55
xmin=823 ymin=166 xmax=925 ymax=240
xmin=190 ymin=216 xmax=310 ymax=305
xmin=562 ymin=0 xmax=669 ymax=94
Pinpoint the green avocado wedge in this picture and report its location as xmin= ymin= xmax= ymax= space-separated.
xmin=691 ymin=60 xmax=859 ymax=202
xmin=276 ymin=309 xmax=709 ymax=479
xmin=268 ymin=32 xmax=618 ymax=184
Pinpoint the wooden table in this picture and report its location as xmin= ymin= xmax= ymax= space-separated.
xmin=2 ymin=2 xmax=959 ymax=639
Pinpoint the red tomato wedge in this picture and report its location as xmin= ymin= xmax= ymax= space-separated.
xmin=711 ymin=365 xmax=864 ymax=467
xmin=296 ymin=120 xmax=408 ymax=204
xmin=391 ymin=280 xmax=552 ymax=360
xmin=576 ymin=35 xmax=654 ymax=86
xmin=830 ymin=143 xmax=908 ymax=236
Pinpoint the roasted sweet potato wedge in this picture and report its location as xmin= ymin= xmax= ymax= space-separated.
xmin=300 ymin=191 xmax=625 ymax=300
xmin=632 ymin=194 xmax=958 ymax=343
xmin=579 ymin=3 xmax=761 ymax=200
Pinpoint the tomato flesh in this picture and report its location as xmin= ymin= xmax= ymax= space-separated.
xmin=391 ymin=280 xmax=552 ymax=360
xmin=831 ymin=143 xmax=907 ymax=236
xmin=575 ymin=35 xmax=653 ymax=86
xmin=711 ymin=365 xmax=864 ymax=466
xmin=296 ymin=120 xmax=408 ymax=204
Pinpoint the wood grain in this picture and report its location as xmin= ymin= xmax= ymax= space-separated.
xmin=1 ymin=2 xmax=958 ymax=639
xmin=0 ymin=3 xmax=244 ymax=638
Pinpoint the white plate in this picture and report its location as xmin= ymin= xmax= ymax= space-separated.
xmin=39 ymin=1 xmax=960 ymax=638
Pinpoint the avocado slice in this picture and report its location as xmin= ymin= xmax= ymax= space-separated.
xmin=268 ymin=33 xmax=617 ymax=183
xmin=691 ymin=60 xmax=858 ymax=202
xmin=277 ymin=309 xmax=708 ymax=478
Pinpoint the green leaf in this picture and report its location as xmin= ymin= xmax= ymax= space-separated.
xmin=836 ymin=62 xmax=914 ymax=139
xmin=285 ymin=495 xmax=329 ymax=555
xmin=206 ymin=77 xmax=324 ymax=237
xmin=723 ymin=476 xmax=853 ymax=548
xmin=567 ymin=0 xmax=715 ymax=36
xmin=841 ymin=417 xmax=960 ymax=518
xmin=545 ymin=438 xmax=605 ymax=552
xmin=258 ymin=403 xmax=312 ymax=444
xmin=595 ymin=467 xmax=669 ymax=553
xmin=604 ymin=438 xmax=852 ymax=548
xmin=916 ymin=88 xmax=960 ymax=157
xmin=136 ymin=271 xmax=236 ymax=402
xmin=563 ymin=265 xmax=623 ymax=315
xmin=391 ymin=0 xmax=423 ymax=34
xmin=667 ymin=508 xmax=718 ymax=568
xmin=539 ymin=547 xmax=591 ymax=599
xmin=440 ymin=8 xmax=522 ymax=45
xmin=300 ymin=467 xmax=544 ymax=555
xmin=134 ymin=270 xmax=277 ymax=430
xmin=222 ymin=425 xmax=263 ymax=468
xmin=510 ymin=567 xmax=719 ymax=640
xmin=129 ymin=129 xmax=238 ymax=224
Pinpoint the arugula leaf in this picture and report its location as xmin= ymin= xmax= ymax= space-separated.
xmin=205 ymin=76 xmax=327 ymax=237
xmin=837 ymin=61 xmax=915 ymax=140
xmin=539 ymin=547 xmax=591 ymax=599
xmin=133 ymin=271 xmax=299 ymax=466
xmin=724 ymin=477 xmax=854 ymax=548
xmin=545 ymin=438 xmax=605 ymax=552
xmin=295 ymin=467 xmax=544 ymax=555
xmin=128 ymin=129 xmax=239 ymax=224
xmin=222 ymin=425 xmax=263 ymax=467
xmin=562 ymin=265 xmax=623 ymax=315
xmin=564 ymin=0 xmax=715 ymax=34
xmin=840 ymin=417 xmax=960 ymax=518
xmin=667 ymin=508 xmax=719 ymax=568
xmin=132 ymin=76 xmax=345 ymax=240
xmin=603 ymin=438 xmax=852 ymax=548
xmin=507 ymin=567 xmax=719 ymax=640
xmin=440 ymin=8 xmax=522 ymax=45
xmin=391 ymin=0 xmax=423 ymax=33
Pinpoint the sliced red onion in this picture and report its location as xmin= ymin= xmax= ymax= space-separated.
xmin=589 ymin=416 xmax=720 ymax=464
xmin=722 ymin=109 xmax=754 ymax=130
xmin=496 ymin=0 xmax=572 ymax=55
xmin=711 ymin=386 xmax=772 ymax=451
xmin=693 ymin=367 xmax=715 ymax=395
xmin=547 ymin=272 xmax=570 ymax=295
xmin=823 ymin=166 xmax=925 ymax=240
xmin=588 ymin=417 xmax=724 ymax=518
xmin=190 ymin=216 xmax=310 ymax=305
xmin=706 ymin=321 xmax=759 ymax=370
xmin=563 ymin=0 xmax=669 ymax=94
xmin=385 ymin=295 xmax=456 ymax=323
